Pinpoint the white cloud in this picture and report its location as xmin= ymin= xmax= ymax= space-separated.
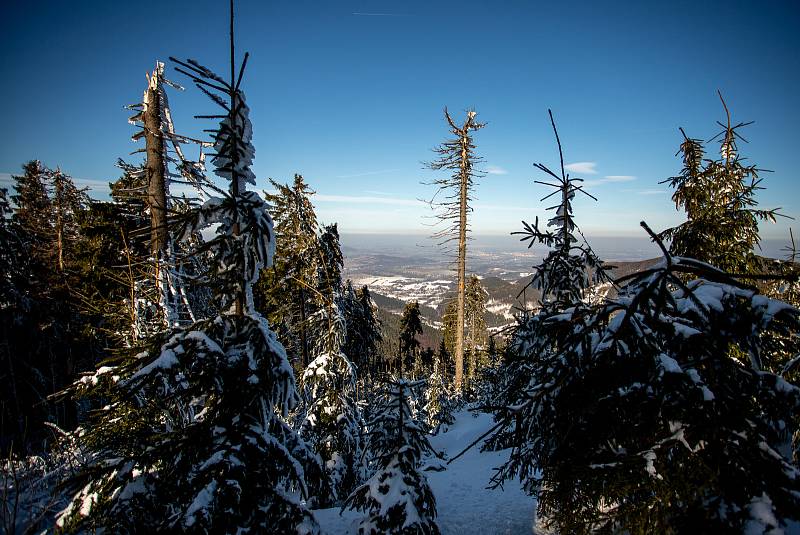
xmin=75 ymin=178 xmax=112 ymax=192
xmin=637 ymin=189 xmax=667 ymax=195
xmin=564 ymin=161 xmax=598 ymax=174
xmin=315 ymin=194 xmax=424 ymax=206
xmin=473 ymin=202 xmax=530 ymax=211
xmin=485 ymin=165 xmax=508 ymax=175
xmin=582 ymin=175 xmax=637 ymax=187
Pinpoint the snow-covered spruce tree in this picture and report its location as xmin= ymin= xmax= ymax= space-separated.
xmin=57 ymin=35 xmax=322 ymax=533
xmin=317 ymin=223 xmax=343 ymax=295
xmin=659 ymin=92 xmax=780 ymax=275
xmin=487 ymin=110 xmax=607 ymax=450
xmin=490 ymin=222 xmax=800 ymax=534
xmin=423 ymin=353 xmax=455 ymax=434
xmin=513 ymin=111 xmax=608 ymax=315
xmin=473 ymin=336 xmax=504 ymax=407
xmin=300 ymin=224 xmax=366 ymax=507
xmin=344 ymin=379 xmax=440 ymax=535
xmin=300 ymin=305 xmax=365 ymax=507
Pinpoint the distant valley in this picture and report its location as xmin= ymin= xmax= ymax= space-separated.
xmin=341 ymin=233 xmax=668 ymax=349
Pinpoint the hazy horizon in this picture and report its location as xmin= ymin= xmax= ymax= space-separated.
xmin=340 ymin=233 xmax=794 ymax=263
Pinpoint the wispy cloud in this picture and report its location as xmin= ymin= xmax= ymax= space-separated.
xmin=473 ymin=202 xmax=530 ymax=211
xmin=485 ymin=165 xmax=508 ymax=175
xmin=636 ymin=189 xmax=667 ymax=195
xmin=364 ymin=190 xmax=391 ymax=196
xmin=582 ymin=175 xmax=637 ymax=187
xmin=564 ymin=161 xmax=598 ymax=175
xmin=335 ymin=169 xmax=400 ymax=178
xmin=75 ymin=178 xmax=112 ymax=191
xmin=315 ymin=194 xmax=424 ymax=207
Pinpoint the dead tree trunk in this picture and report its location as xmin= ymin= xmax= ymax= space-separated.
xmin=451 ymin=110 xmax=483 ymax=392
xmin=427 ymin=109 xmax=484 ymax=392
xmin=454 ymin=138 xmax=468 ymax=392
xmin=144 ymin=66 xmax=168 ymax=259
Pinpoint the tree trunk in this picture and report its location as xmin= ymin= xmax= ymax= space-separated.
xmin=54 ymin=172 xmax=65 ymax=273
xmin=144 ymin=68 xmax=168 ymax=259
xmin=144 ymin=66 xmax=174 ymax=326
xmin=299 ymin=287 xmax=309 ymax=366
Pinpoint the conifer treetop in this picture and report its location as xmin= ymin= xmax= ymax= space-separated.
xmin=170 ymin=49 xmax=275 ymax=316
xmin=514 ymin=110 xmax=608 ymax=310
xmin=659 ymin=92 xmax=782 ymax=274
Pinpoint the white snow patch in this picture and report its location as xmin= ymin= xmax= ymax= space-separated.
xmin=314 ymin=410 xmax=535 ymax=534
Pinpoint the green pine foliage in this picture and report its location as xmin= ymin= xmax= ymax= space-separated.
xmin=491 ymin=226 xmax=800 ymax=533
xmin=659 ymin=94 xmax=780 ymax=274
xmin=301 ymin=275 xmax=367 ymax=508
xmin=489 ymin=110 xmax=607 ymax=451
xmin=2 ymin=162 xmax=93 ymax=452
xmin=342 ymin=283 xmax=384 ymax=377
xmin=259 ymin=174 xmax=320 ymax=366
xmin=399 ymin=302 xmax=424 ymax=377
xmin=317 ymin=223 xmax=344 ymax=297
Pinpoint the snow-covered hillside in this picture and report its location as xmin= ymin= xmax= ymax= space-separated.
xmin=314 ymin=410 xmax=536 ymax=534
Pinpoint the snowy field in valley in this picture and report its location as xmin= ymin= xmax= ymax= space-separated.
xmin=314 ymin=410 xmax=536 ymax=534
xmin=352 ymin=276 xmax=454 ymax=309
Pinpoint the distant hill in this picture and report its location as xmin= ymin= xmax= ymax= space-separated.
xmin=365 ymin=258 xmax=667 ymax=354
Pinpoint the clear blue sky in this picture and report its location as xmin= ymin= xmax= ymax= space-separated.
xmin=1 ymin=0 xmax=798 ymax=240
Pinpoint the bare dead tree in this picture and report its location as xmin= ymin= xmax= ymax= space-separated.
xmin=142 ymin=66 xmax=169 ymax=257
xmin=126 ymin=61 xmax=208 ymax=329
xmin=426 ymin=108 xmax=485 ymax=392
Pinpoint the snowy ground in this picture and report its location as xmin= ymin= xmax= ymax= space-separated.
xmin=351 ymin=276 xmax=453 ymax=309
xmin=313 ymin=410 xmax=536 ymax=534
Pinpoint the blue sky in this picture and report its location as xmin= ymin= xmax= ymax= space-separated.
xmin=1 ymin=0 xmax=798 ymax=240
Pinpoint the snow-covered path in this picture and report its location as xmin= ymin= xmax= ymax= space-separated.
xmin=314 ymin=410 xmax=536 ymax=534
